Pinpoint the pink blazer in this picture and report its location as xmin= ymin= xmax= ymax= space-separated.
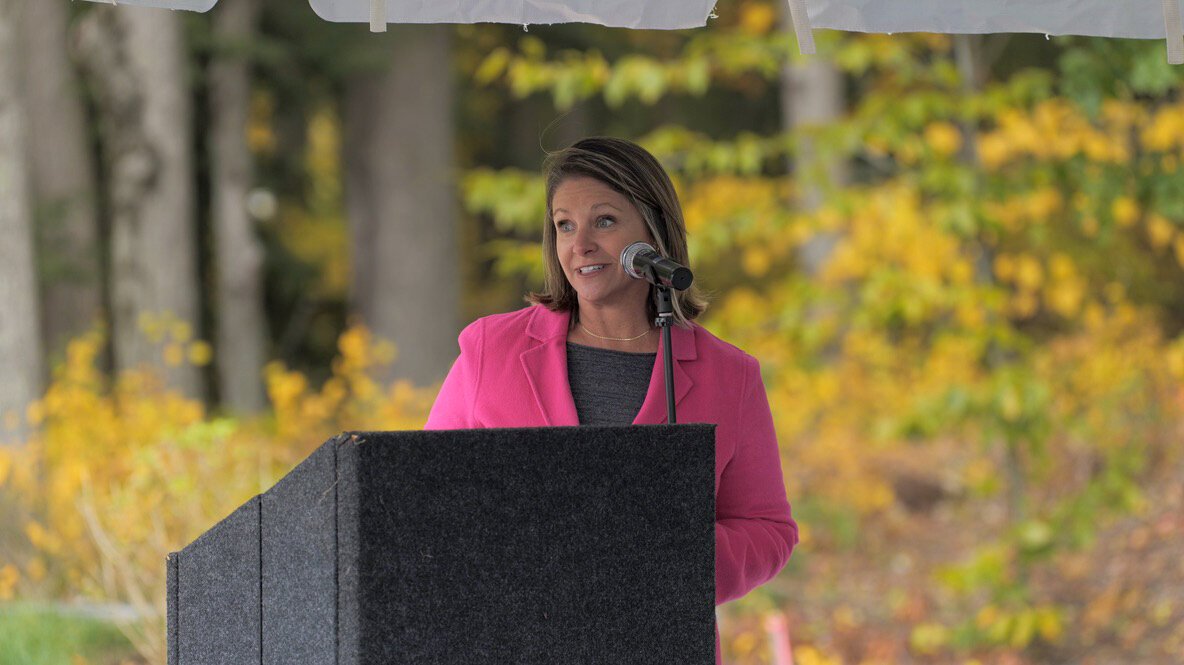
xmin=426 ymin=305 xmax=797 ymax=662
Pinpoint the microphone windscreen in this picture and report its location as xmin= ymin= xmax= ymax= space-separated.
xmin=620 ymin=242 xmax=656 ymax=280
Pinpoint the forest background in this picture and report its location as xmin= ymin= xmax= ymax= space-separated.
xmin=1 ymin=0 xmax=1184 ymax=663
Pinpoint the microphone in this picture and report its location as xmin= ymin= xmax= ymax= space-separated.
xmin=620 ymin=242 xmax=694 ymax=291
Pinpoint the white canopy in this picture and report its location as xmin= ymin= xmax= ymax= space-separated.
xmin=812 ymin=0 xmax=1176 ymax=39
xmin=308 ymin=0 xmax=716 ymax=30
xmin=84 ymin=0 xmax=1184 ymax=63
xmin=97 ymin=0 xmax=217 ymax=11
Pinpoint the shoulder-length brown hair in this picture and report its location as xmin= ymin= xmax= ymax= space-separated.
xmin=526 ymin=137 xmax=708 ymax=327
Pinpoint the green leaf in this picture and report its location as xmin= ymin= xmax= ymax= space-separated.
xmin=1128 ymin=44 xmax=1181 ymax=95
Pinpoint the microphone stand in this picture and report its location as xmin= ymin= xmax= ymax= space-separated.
xmin=653 ymin=281 xmax=677 ymax=424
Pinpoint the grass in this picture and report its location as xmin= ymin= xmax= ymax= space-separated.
xmin=0 ymin=603 xmax=140 ymax=665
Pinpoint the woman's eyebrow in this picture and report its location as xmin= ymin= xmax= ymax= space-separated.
xmin=552 ymin=202 xmax=622 ymax=215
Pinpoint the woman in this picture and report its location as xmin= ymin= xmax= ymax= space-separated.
xmin=426 ymin=137 xmax=797 ymax=663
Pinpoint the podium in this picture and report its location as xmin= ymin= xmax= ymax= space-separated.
xmin=167 ymin=425 xmax=716 ymax=664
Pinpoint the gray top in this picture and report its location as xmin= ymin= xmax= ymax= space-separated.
xmin=566 ymin=342 xmax=656 ymax=426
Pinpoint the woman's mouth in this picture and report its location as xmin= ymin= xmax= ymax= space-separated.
xmin=578 ymin=265 xmax=606 ymax=274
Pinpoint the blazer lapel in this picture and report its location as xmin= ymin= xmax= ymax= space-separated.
xmin=633 ymin=324 xmax=697 ymax=425
xmin=520 ymin=308 xmax=580 ymax=426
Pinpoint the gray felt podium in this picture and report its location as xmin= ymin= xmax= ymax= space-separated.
xmin=166 ymin=425 xmax=716 ymax=664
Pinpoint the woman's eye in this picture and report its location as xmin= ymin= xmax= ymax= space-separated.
xmin=555 ymin=220 xmax=573 ymax=232
xmin=596 ymin=216 xmax=615 ymax=228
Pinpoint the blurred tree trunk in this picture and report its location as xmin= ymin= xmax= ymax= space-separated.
xmin=0 ymin=0 xmax=43 ymax=444
xmin=209 ymin=0 xmax=267 ymax=413
xmin=778 ymin=9 xmax=847 ymax=275
xmin=344 ymin=25 xmax=459 ymax=385
xmin=77 ymin=6 xmax=203 ymax=398
xmin=19 ymin=0 xmax=102 ymax=364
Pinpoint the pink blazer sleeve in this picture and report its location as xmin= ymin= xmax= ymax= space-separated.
xmin=715 ymin=355 xmax=798 ymax=605
xmin=425 ymin=318 xmax=484 ymax=430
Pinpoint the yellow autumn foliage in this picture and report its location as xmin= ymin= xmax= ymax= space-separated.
xmin=697 ymin=158 xmax=1184 ymax=552
xmin=978 ymin=100 xmax=1136 ymax=169
xmin=274 ymin=105 xmax=352 ymax=297
xmin=738 ymin=1 xmax=778 ymax=36
xmin=923 ymin=122 xmax=962 ymax=157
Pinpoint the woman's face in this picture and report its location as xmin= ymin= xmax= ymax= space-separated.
xmin=551 ymin=176 xmax=655 ymax=315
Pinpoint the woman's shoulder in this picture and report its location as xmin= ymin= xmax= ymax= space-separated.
xmin=459 ymin=305 xmax=562 ymax=345
xmin=688 ymin=321 xmax=759 ymax=369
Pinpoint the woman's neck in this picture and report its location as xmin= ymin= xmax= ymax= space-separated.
xmin=569 ymin=306 xmax=658 ymax=353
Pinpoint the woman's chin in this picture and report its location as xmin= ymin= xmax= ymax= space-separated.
xmin=575 ymin=290 xmax=647 ymax=313
xmin=575 ymin=290 xmax=617 ymax=309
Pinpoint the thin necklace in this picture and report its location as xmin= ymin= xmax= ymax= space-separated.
xmin=578 ymin=322 xmax=652 ymax=342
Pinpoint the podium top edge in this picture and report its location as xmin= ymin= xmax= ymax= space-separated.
xmin=339 ymin=423 xmax=716 ymax=439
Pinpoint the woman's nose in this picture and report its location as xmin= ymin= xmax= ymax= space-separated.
xmin=572 ymin=226 xmax=596 ymax=254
